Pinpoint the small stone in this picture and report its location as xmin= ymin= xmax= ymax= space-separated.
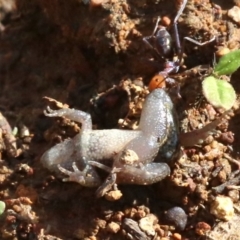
xmin=234 ymin=0 xmax=240 ymax=7
xmin=172 ymin=232 xmax=182 ymax=240
xmin=204 ymin=135 xmax=214 ymax=145
xmin=228 ymin=189 xmax=239 ymax=203
xmin=89 ymin=236 xmax=97 ymax=240
xmin=220 ymin=131 xmax=234 ymax=144
xmin=106 ymin=222 xmax=120 ymax=233
xmin=90 ymin=0 xmax=109 ymax=7
xmin=228 ymin=6 xmax=240 ymax=24
xmin=204 ymin=149 xmax=222 ymax=161
xmin=111 ymin=211 xmax=124 ymax=222
xmin=124 ymin=207 xmax=137 ymax=218
xmin=165 ymin=207 xmax=187 ymax=230
xmin=218 ymin=170 xmax=227 ymax=183
xmin=210 ymin=195 xmax=234 ymax=221
xmin=94 ymin=218 xmax=106 ymax=229
xmin=12 ymin=204 xmax=21 ymax=213
xmin=195 ymin=222 xmax=211 ymax=235
xmin=216 ymin=47 xmax=230 ymax=57
xmin=154 ymin=224 xmax=165 ymax=237
xmin=0 ymin=174 xmax=6 ymax=184
xmin=74 ymin=229 xmax=87 ymax=239
xmin=139 ymin=214 xmax=158 ymax=236
xmin=105 ymin=190 xmax=122 ymax=201
xmin=135 ymin=205 xmax=150 ymax=218
xmin=122 ymin=218 xmax=148 ymax=239
xmin=119 ymin=149 xmax=139 ymax=165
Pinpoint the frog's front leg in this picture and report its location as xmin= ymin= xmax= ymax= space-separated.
xmin=44 ymin=106 xmax=92 ymax=130
xmin=42 ymin=107 xmax=102 ymax=186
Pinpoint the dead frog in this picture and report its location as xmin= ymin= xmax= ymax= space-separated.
xmin=41 ymin=88 xmax=222 ymax=197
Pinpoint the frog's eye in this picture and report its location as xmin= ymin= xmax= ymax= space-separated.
xmin=148 ymin=73 xmax=166 ymax=91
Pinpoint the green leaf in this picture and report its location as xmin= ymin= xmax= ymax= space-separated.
xmin=0 ymin=201 xmax=5 ymax=216
xmin=214 ymin=49 xmax=240 ymax=75
xmin=202 ymin=76 xmax=236 ymax=110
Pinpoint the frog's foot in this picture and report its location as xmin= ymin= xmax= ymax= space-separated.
xmin=88 ymin=161 xmax=121 ymax=198
xmin=116 ymin=162 xmax=171 ymax=185
xmin=44 ymin=106 xmax=61 ymax=117
xmin=57 ymin=162 xmax=101 ymax=187
xmin=95 ymin=172 xmax=118 ymax=198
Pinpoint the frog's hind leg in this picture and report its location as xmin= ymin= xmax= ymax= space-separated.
xmin=41 ymin=138 xmax=75 ymax=172
xmin=89 ymin=161 xmax=171 ymax=197
xmin=116 ymin=162 xmax=171 ymax=185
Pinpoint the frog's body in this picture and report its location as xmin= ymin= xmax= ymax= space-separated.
xmin=41 ymin=89 xmax=179 ymax=187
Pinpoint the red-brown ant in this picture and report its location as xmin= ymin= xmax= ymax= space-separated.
xmin=143 ymin=0 xmax=215 ymax=92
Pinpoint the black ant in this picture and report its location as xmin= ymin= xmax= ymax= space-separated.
xmin=143 ymin=0 xmax=216 ymax=92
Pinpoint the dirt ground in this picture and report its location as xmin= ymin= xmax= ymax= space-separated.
xmin=1 ymin=0 xmax=240 ymax=239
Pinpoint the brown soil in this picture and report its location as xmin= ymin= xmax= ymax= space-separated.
xmin=0 ymin=0 xmax=240 ymax=239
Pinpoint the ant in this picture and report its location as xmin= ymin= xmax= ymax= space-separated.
xmin=143 ymin=0 xmax=216 ymax=92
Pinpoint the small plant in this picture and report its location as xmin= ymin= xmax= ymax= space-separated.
xmin=202 ymin=49 xmax=240 ymax=110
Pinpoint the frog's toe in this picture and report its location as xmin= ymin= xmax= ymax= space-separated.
xmin=58 ymin=163 xmax=86 ymax=184
xmin=57 ymin=163 xmax=101 ymax=187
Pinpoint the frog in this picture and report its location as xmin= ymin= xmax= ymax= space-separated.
xmin=41 ymin=88 xmax=179 ymax=190
xmin=41 ymin=86 xmax=226 ymax=197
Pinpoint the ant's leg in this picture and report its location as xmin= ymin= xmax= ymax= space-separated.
xmin=172 ymin=0 xmax=216 ymax=63
xmin=144 ymin=0 xmax=187 ymax=53
xmin=152 ymin=16 xmax=161 ymax=36
xmin=143 ymin=17 xmax=161 ymax=45
xmin=178 ymin=36 xmax=216 ymax=64
xmin=172 ymin=0 xmax=188 ymax=56
xmin=210 ymin=2 xmax=222 ymax=20
xmin=143 ymin=17 xmax=161 ymax=52
xmin=172 ymin=0 xmax=215 ymax=60
xmin=183 ymin=36 xmax=216 ymax=46
xmin=174 ymin=0 xmax=188 ymax=23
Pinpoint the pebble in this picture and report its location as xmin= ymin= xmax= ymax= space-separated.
xmin=215 ymin=47 xmax=230 ymax=57
xmin=228 ymin=189 xmax=239 ymax=203
xmin=210 ymin=195 xmax=234 ymax=221
xmin=106 ymin=222 xmax=120 ymax=233
xmin=105 ymin=190 xmax=122 ymax=201
xmin=139 ymin=214 xmax=158 ymax=236
xmin=228 ymin=6 xmax=240 ymax=25
xmin=172 ymin=232 xmax=182 ymax=240
xmin=195 ymin=222 xmax=211 ymax=236
xmin=122 ymin=218 xmax=148 ymax=240
xmin=165 ymin=207 xmax=187 ymax=230
xmin=90 ymin=0 xmax=109 ymax=7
